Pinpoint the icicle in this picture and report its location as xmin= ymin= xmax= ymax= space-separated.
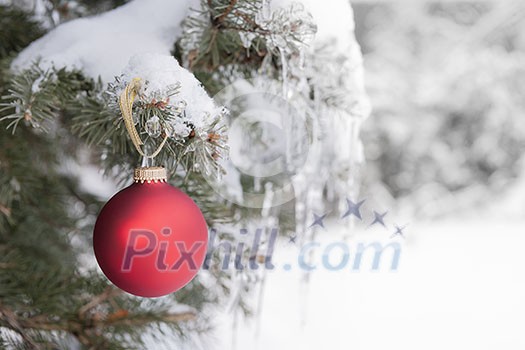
xmin=261 ymin=182 xmax=274 ymax=219
xmin=298 ymin=49 xmax=306 ymax=71
xmin=239 ymin=31 xmax=256 ymax=50
xmin=342 ymin=117 xmax=364 ymax=240
xmin=261 ymin=0 xmax=271 ymax=19
xmin=145 ymin=115 xmax=161 ymax=138
xmin=231 ymin=309 xmax=239 ymax=350
xmin=253 ymin=255 xmax=267 ymax=341
xmin=255 ymin=0 xmax=271 ymax=25
xmin=278 ymin=47 xmax=289 ymax=97
xmin=132 ymin=111 xmax=139 ymax=125
xmin=174 ymin=99 xmax=187 ymax=115
xmin=258 ymin=54 xmax=273 ymax=76
xmin=227 ymin=272 xmax=244 ymax=350
xmin=254 ymin=182 xmax=276 ymax=341
xmin=292 ymin=174 xmax=309 ymax=248
xmin=140 ymin=155 xmax=155 ymax=168
xmin=140 ymin=142 xmax=156 ymax=168
xmin=278 ymin=46 xmax=295 ymax=174
xmin=254 ymin=176 xmax=261 ymax=193
xmin=294 ymin=183 xmax=324 ymax=327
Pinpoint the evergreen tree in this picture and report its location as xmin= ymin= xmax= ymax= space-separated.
xmin=0 ymin=0 xmax=367 ymax=348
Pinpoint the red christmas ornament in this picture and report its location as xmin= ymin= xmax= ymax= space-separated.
xmin=93 ymin=167 xmax=208 ymax=297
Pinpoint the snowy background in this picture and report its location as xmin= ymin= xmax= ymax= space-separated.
xmin=210 ymin=2 xmax=525 ymax=350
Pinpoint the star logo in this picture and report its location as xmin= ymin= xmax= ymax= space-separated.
xmin=390 ymin=224 xmax=408 ymax=239
xmin=288 ymin=235 xmax=297 ymax=244
xmin=368 ymin=211 xmax=388 ymax=228
xmin=309 ymin=213 xmax=328 ymax=229
xmin=341 ymin=198 xmax=365 ymax=220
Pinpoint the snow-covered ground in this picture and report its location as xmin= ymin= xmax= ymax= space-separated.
xmin=212 ymin=218 xmax=525 ymax=350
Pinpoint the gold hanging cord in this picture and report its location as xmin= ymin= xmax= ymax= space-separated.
xmin=119 ymin=77 xmax=168 ymax=159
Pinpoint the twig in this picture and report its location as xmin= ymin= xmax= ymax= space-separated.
xmin=78 ymin=286 xmax=121 ymax=320
xmin=216 ymin=0 xmax=238 ymax=24
xmin=104 ymin=311 xmax=197 ymax=326
xmin=0 ymin=262 xmax=15 ymax=269
xmin=0 ymin=305 xmax=41 ymax=349
xmin=1 ymin=293 xmax=196 ymax=348
xmin=0 ymin=203 xmax=11 ymax=217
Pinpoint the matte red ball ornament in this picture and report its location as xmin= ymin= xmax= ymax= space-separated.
xmin=93 ymin=167 xmax=208 ymax=297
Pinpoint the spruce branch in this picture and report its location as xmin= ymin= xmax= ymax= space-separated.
xmin=214 ymin=0 xmax=238 ymax=25
xmin=0 ymin=5 xmax=44 ymax=59
xmin=1 ymin=287 xmax=201 ymax=349
xmin=180 ymin=0 xmax=272 ymax=71
xmin=77 ymin=287 xmax=122 ymax=320
xmin=0 ymin=65 xmax=58 ymax=133
xmin=0 ymin=304 xmax=41 ymax=349
xmin=0 ymin=63 xmax=94 ymax=133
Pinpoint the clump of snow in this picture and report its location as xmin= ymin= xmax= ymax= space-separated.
xmin=120 ymin=53 xmax=220 ymax=129
xmin=31 ymin=75 xmax=45 ymax=93
xmin=12 ymin=0 xmax=199 ymax=82
xmin=272 ymin=0 xmax=356 ymax=52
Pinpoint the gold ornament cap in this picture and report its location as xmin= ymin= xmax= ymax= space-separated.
xmin=134 ymin=167 xmax=167 ymax=183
